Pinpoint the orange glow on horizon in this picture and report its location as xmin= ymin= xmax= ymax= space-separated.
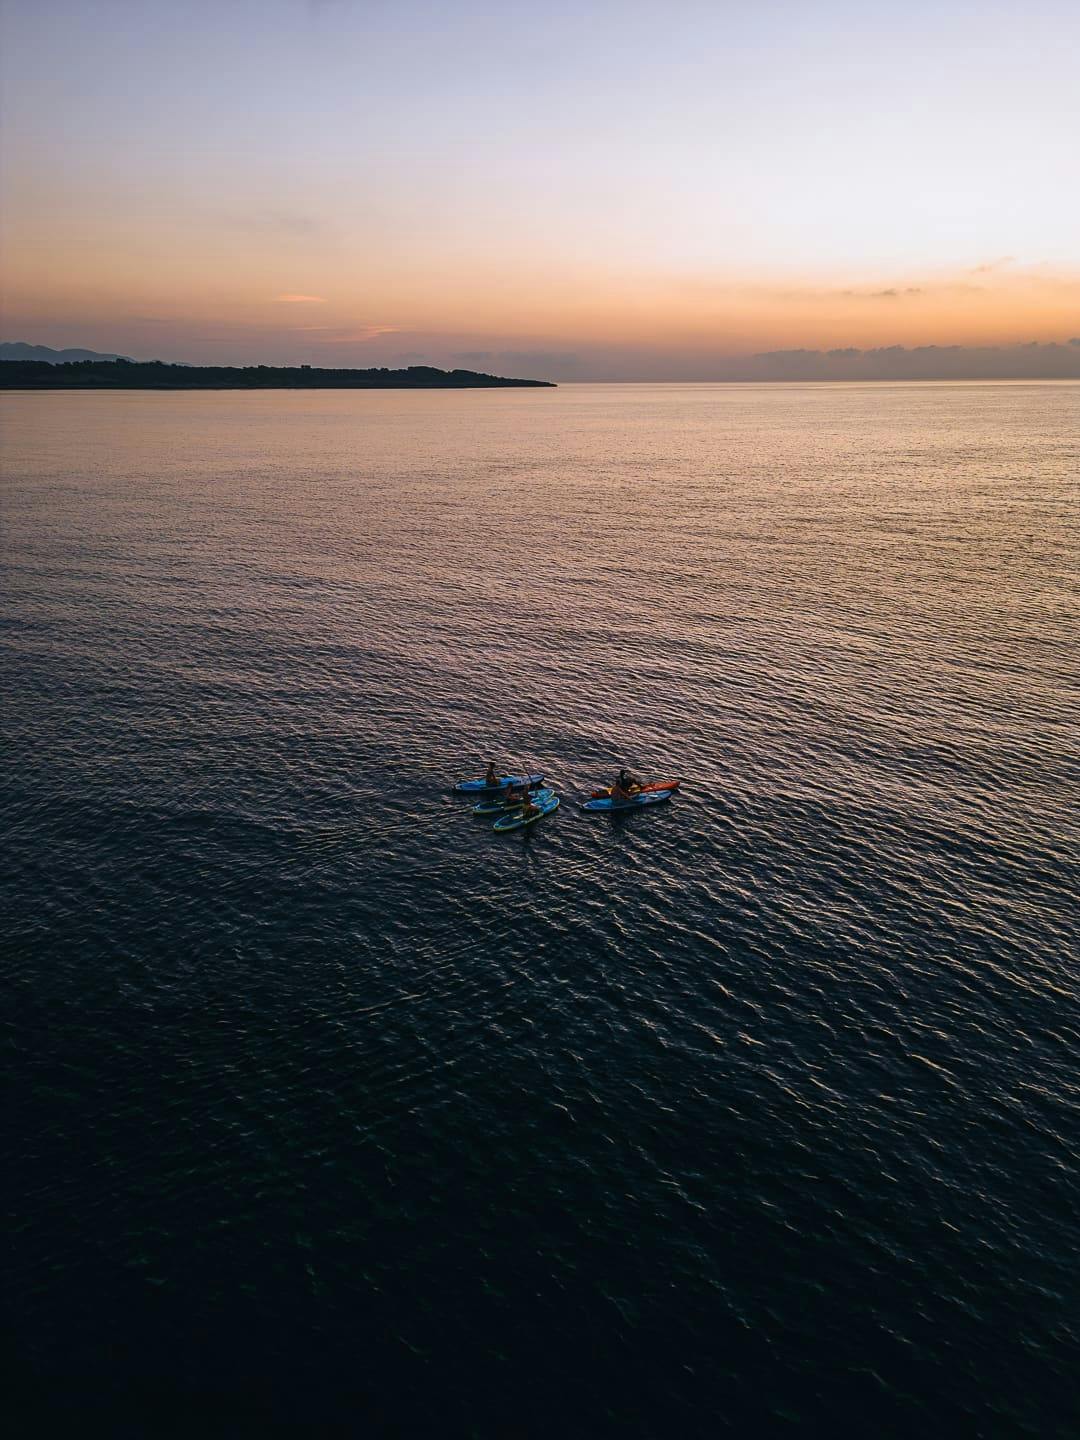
xmin=5 ymin=249 xmax=1078 ymax=369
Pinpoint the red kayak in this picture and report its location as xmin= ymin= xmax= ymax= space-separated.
xmin=588 ymin=778 xmax=682 ymax=800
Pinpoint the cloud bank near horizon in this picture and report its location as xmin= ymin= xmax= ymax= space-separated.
xmin=443 ymin=339 xmax=1080 ymax=382
xmin=5 ymin=333 xmax=1079 ymax=383
xmin=739 ymin=340 xmax=1080 ymax=383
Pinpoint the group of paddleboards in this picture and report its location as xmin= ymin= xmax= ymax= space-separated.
xmin=454 ymin=765 xmax=681 ymax=833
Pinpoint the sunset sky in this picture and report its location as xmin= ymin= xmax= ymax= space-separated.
xmin=2 ymin=0 xmax=1078 ymax=378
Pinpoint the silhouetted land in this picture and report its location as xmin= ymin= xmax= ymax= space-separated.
xmin=0 ymin=341 xmax=133 ymax=363
xmin=0 ymin=360 xmax=555 ymax=389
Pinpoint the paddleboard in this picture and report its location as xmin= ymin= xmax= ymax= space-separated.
xmin=455 ymin=772 xmax=545 ymax=793
xmin=493 ymin=795 xmax=560 ymax=831
xmin=580 ymin=791 xmax=673 ymax=812
xmin=473 ymin=787 xmax=554 ymax=815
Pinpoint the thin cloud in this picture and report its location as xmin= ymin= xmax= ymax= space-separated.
xmin=271 ymin=323 xmax=398 ymax=341
xmin=839 ymin=287 xmax=925 ymax=300
xmin=760 ymin=283 xmax=930 ymax=303
xmin=274 ymin=294 xmax=327 ymax=304
xmin=969 ymin=256 xmax=1016 ymax=274
xmin=306 ymin=325 xmax=399 ymax=342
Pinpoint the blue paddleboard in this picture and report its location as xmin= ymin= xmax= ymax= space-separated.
xmin=580 ymin=791 xmax=673 ymax=812
xmin=455 ymin=772 xmax=545 ymax=793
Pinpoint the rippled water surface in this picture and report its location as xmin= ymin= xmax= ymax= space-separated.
xmin=4 ymin=384 xmax=1078 ymax=1435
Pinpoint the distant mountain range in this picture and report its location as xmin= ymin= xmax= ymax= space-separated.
xmin=0 ymin=341 xmax=135 ymax=363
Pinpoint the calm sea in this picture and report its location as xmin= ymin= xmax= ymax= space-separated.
xmin=3 ymin=383 xmax=1078 ymax=1435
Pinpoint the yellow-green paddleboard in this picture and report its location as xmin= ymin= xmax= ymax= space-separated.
xmin=492 ymin=795 xmax=560 ymax=831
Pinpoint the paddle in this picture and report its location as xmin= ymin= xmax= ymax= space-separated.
xmin=517 ymin=762 xmax=543 ymax=816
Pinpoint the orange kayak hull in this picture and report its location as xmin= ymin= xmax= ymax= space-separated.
xmin=588 ymin=779 xmax=681 ymax=800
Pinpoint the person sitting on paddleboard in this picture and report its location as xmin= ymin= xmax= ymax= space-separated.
xmin=484 ymin=762 xmax=499 ymax=787
xmin=520 ymin=791 xmax=539 ymax=819
xmin=504 ymin=783 xmax=526 ymax=805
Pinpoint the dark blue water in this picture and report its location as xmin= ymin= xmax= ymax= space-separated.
xmin=3 ymin=384 xmax=1078 ymax=1435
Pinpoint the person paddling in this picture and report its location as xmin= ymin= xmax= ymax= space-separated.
xmin=613 ymin=768 xmax=642 ymax=800
xmin=520 ymin=790 xmax=540 ymax=821
xmin=484 ymin=762 xmax=499 ymax=787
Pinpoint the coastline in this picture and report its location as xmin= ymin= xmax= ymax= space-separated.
xmin=0 ymin=360 xmax=556 ymax=390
